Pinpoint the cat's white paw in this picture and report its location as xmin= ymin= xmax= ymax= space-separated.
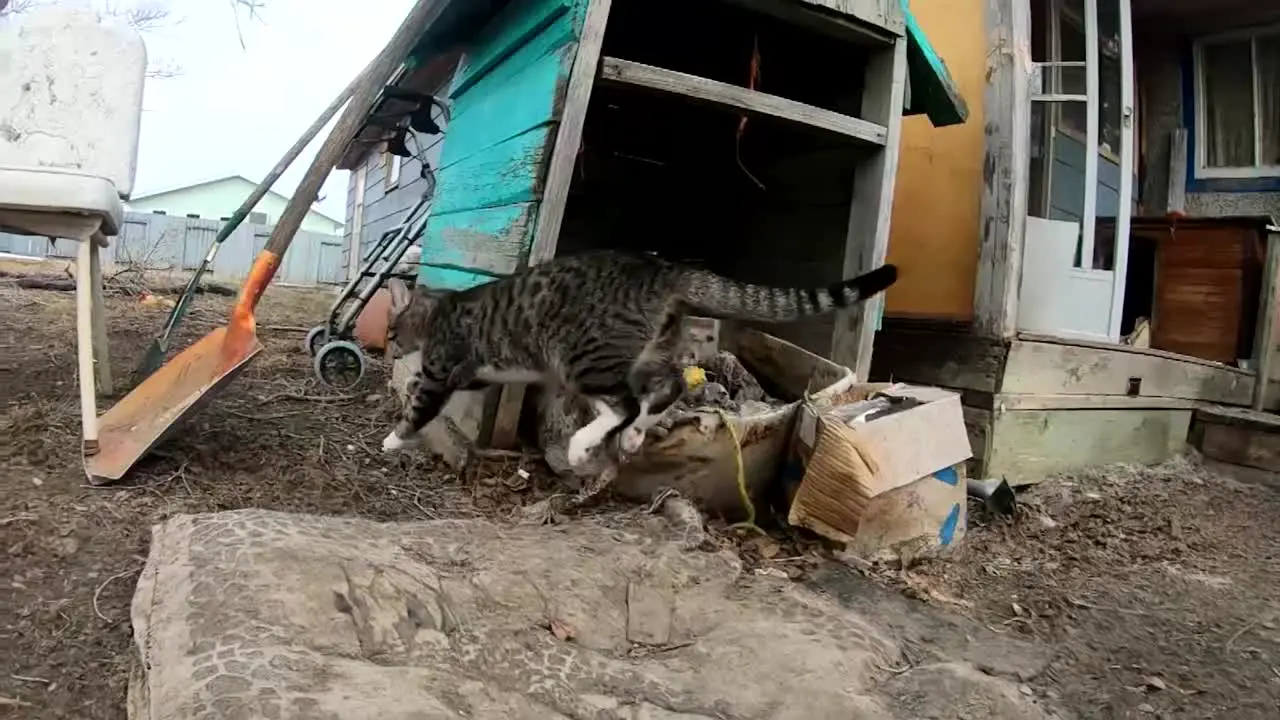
xmin=620 ymin=425 xmax=645 ymax=454
xmin=566 ymin=433 xmax=595 ymax=467
xmin=382 ymin=430 xmax=420 ymax=452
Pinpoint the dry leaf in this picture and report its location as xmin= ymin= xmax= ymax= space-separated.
xmin=550 ymin=618 xmax=575 ymax=641
xmin=759 ymin=539 xmax=781 ymax=559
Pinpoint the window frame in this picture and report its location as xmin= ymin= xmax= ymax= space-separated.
xmin=1192 ymin=23 xmax=1280 ymax=180
xmin=384 ymin=151 xmax=402 ymax=190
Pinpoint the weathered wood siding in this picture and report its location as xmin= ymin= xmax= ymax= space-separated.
xmin=342 ymin=103 xmax=450 ymax=275
xmin=417 ymin=0 xmax=590 ymax=290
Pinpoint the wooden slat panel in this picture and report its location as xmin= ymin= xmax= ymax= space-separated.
xmin=1151 ymin=226 xmax=1256 ymax=364
xmin=417 ymin=0 xmax=582 ymax=291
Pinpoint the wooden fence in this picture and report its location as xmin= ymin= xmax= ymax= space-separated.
xmin=0 ymin=211 xmax=346 ymax=286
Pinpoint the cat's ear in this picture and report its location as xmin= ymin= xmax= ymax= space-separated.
xmin=387 ymin=278 xmax=413 ymax=311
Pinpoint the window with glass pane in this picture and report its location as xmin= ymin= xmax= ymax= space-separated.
xmin=1196 ymin=27 xmax=1280 ymax=175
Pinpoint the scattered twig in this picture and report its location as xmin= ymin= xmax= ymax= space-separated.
xmin=0 ymin=513 xmax=37 ymax=526
xmin=93 ymin=566 xmax=143 ymax=622
xmin=259 ymin=325 xmax=312 ymax=333
xmin=256 ymin=391 xmax=365 ymax=404
xmin=9 ymin=674 xmax=50 ymax=685
xmin=1067 ymin=597 xmax=1152 ymax=617
xmin=0 ymin=696 xmax=34 ymax=708
xmin=627 ymin=640 xmax=695 ymax=658
xmin=1225 ymin=618 xmax=1260 ymax=650
xmin=227 ymin=409 xmax=307 ymax=421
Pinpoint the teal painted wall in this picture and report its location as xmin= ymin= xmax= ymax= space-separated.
xmin=417 ymin=0 xmax=589 ymax=289
xmin=128 ymin=176 xmax=344 ymax=235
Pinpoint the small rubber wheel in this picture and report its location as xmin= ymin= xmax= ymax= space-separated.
xmin=305 ymin=325 xmax=329 ymax=357
xmin=314 ymin=340 xmax=367 ymax=389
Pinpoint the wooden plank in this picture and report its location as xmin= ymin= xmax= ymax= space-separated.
xmin=1165 ymin=128 xmax=1187 ymax=216
xmin=449 ymin=0 xmax=574 ymax=98
xmin=869 ymin=326 xmax=1007 ymax=393
xmin=1018 ymin=331 xmax=1246 ymax=370
xmin=832 ymin=37 xmax=907 ymax=381
xmin=529 ymin=0 xmax=611 ymax=263
xmin=795 ymin=0 xmax=904 ymax=34
xmin=1001 ymin=338 xmax=1254 ymax=405
xmin=431 ymin=128 xmax=554 ymax=215
xmin=986 ymin=407 xmax=1192 ymax=485
xmin=972 ymin=0 xmax=1032 ymax=339
xmin=1192 ymin=422 xmax=1280 ymax=474
xmin=490 ymin=0 xmax=614 ymax=449
xmin=1253 ymin=231 xmax=1280 ymax=410
xmin=88 ymin=241 xmax=113 ymax=395
xmin=962 ymin=406 xmax=991 ymax=463
xmin=719 ymin=0 xmax=899 ymax=46
xmin=996 ymin=393 xmax=1199 ymax=411
xmin=421 ymin=202 xmax=535 ymax=278
xmin=598 ymin=57 xmax=889 ymax=147
xmin=1194 ymin=404 xmax=1280 ymax=431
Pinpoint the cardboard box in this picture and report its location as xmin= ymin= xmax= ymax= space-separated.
xmin=785 ymin=384 xmax=972 ymax=561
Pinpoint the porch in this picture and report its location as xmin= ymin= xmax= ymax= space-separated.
xmin=877 ymin=0 xmax=1280 ymax=483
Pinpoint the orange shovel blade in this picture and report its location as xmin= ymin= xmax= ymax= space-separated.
xmin=83 ymin=325 xmax=263 ymax=485
xmin=85 ymin=251 xmax=279 ymax=485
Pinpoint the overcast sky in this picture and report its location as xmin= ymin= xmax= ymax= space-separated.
xmin=129 ymin=0 xmax=415 ymax=222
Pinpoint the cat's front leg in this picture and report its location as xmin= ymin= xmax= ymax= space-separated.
xmin=383 ymin=368 xmax=452 ymax=452
xmin=566 ymin=398 xmax=630 ymax=466
xmin=614 ymin=363 xmax=686 ymax=456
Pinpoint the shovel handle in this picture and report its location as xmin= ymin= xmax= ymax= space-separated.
xmin=237 ymin=0 xmax=449 ymax=306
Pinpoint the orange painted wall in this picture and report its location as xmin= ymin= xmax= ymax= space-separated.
xmin=883 ymin=0 xmax=986 ymax=320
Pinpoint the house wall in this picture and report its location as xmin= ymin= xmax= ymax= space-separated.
xmin=1046 ymin=131 xmax=1123 ymax=225
xmin=1135 ymin=7 xmax=1280 ymax=218
xmin=128 ymin=178 xmax=343 ymax=235
xmin=341 ymin=111 xmax=450 ymax=272
xmin=882 ymin=0 xmax=987 ymax=320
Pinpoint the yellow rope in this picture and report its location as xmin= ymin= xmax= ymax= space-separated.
xmin=712 ymin=407 xmax=765 ymax=536
xmin=685 ymin=365 xmax=763 ymax=534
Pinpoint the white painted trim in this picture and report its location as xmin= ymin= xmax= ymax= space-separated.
xmin=348 ymin=163 xmax=367 ymax=282
xmin=1107 ymin=0 xmax=1135 ymax=341
xmin=1195 ymin=166 xmax=1280 ymax=179
xmin=1080 ymin=0 xmax=1099 ymax=271
xmin=1192 ymin=24 xmax=1280 ymax=179
xmin=384 ymin=153 xmax=402 ymax=190
xmin=972 ymin=0 xmax=1032 ymax=338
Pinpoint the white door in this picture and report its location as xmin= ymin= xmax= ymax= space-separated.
xmin=1020 ymin=0 xmax=1135 ymax=342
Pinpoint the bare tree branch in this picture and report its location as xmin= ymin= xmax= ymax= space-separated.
xmin=0 ymin=1 xmax=268 ymax=76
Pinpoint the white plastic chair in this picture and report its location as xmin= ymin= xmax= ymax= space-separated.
xmin=0 ymin=7 xmax=146 ymax=455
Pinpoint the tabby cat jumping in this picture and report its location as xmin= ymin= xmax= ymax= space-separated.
xmin=381 ymin=250 xmax=898 ymax=467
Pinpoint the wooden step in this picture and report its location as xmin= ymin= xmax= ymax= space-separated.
xmin=1190 ymin=406 xmax=1280 ymax=473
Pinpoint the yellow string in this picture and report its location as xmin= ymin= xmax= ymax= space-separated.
xmin=710 ymin=407 xmax=765 ymax=536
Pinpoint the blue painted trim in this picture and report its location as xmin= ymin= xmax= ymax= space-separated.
xmin=1180 ymin=39 xmax=1280 ymax=194
xmin=933 ymin=465 xmax=960 ymax=486
xmin=938 ymin=503 xmax=961 ymax=546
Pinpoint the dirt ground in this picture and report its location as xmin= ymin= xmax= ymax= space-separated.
xmin=2 ymin=279 xmax=1279 ymax=719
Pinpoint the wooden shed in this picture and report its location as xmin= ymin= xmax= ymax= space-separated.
xmin=338 ymin=0 xmax=968 ymax=457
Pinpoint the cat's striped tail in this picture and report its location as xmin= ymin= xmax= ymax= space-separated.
xmin=679 ymin=264 xmax=898 ymax=323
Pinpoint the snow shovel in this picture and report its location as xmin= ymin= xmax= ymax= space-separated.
xmin=133 ymin=72 xmax=367 ymax=381
xmin=83 ymin=0 xmax=445 ymax=485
